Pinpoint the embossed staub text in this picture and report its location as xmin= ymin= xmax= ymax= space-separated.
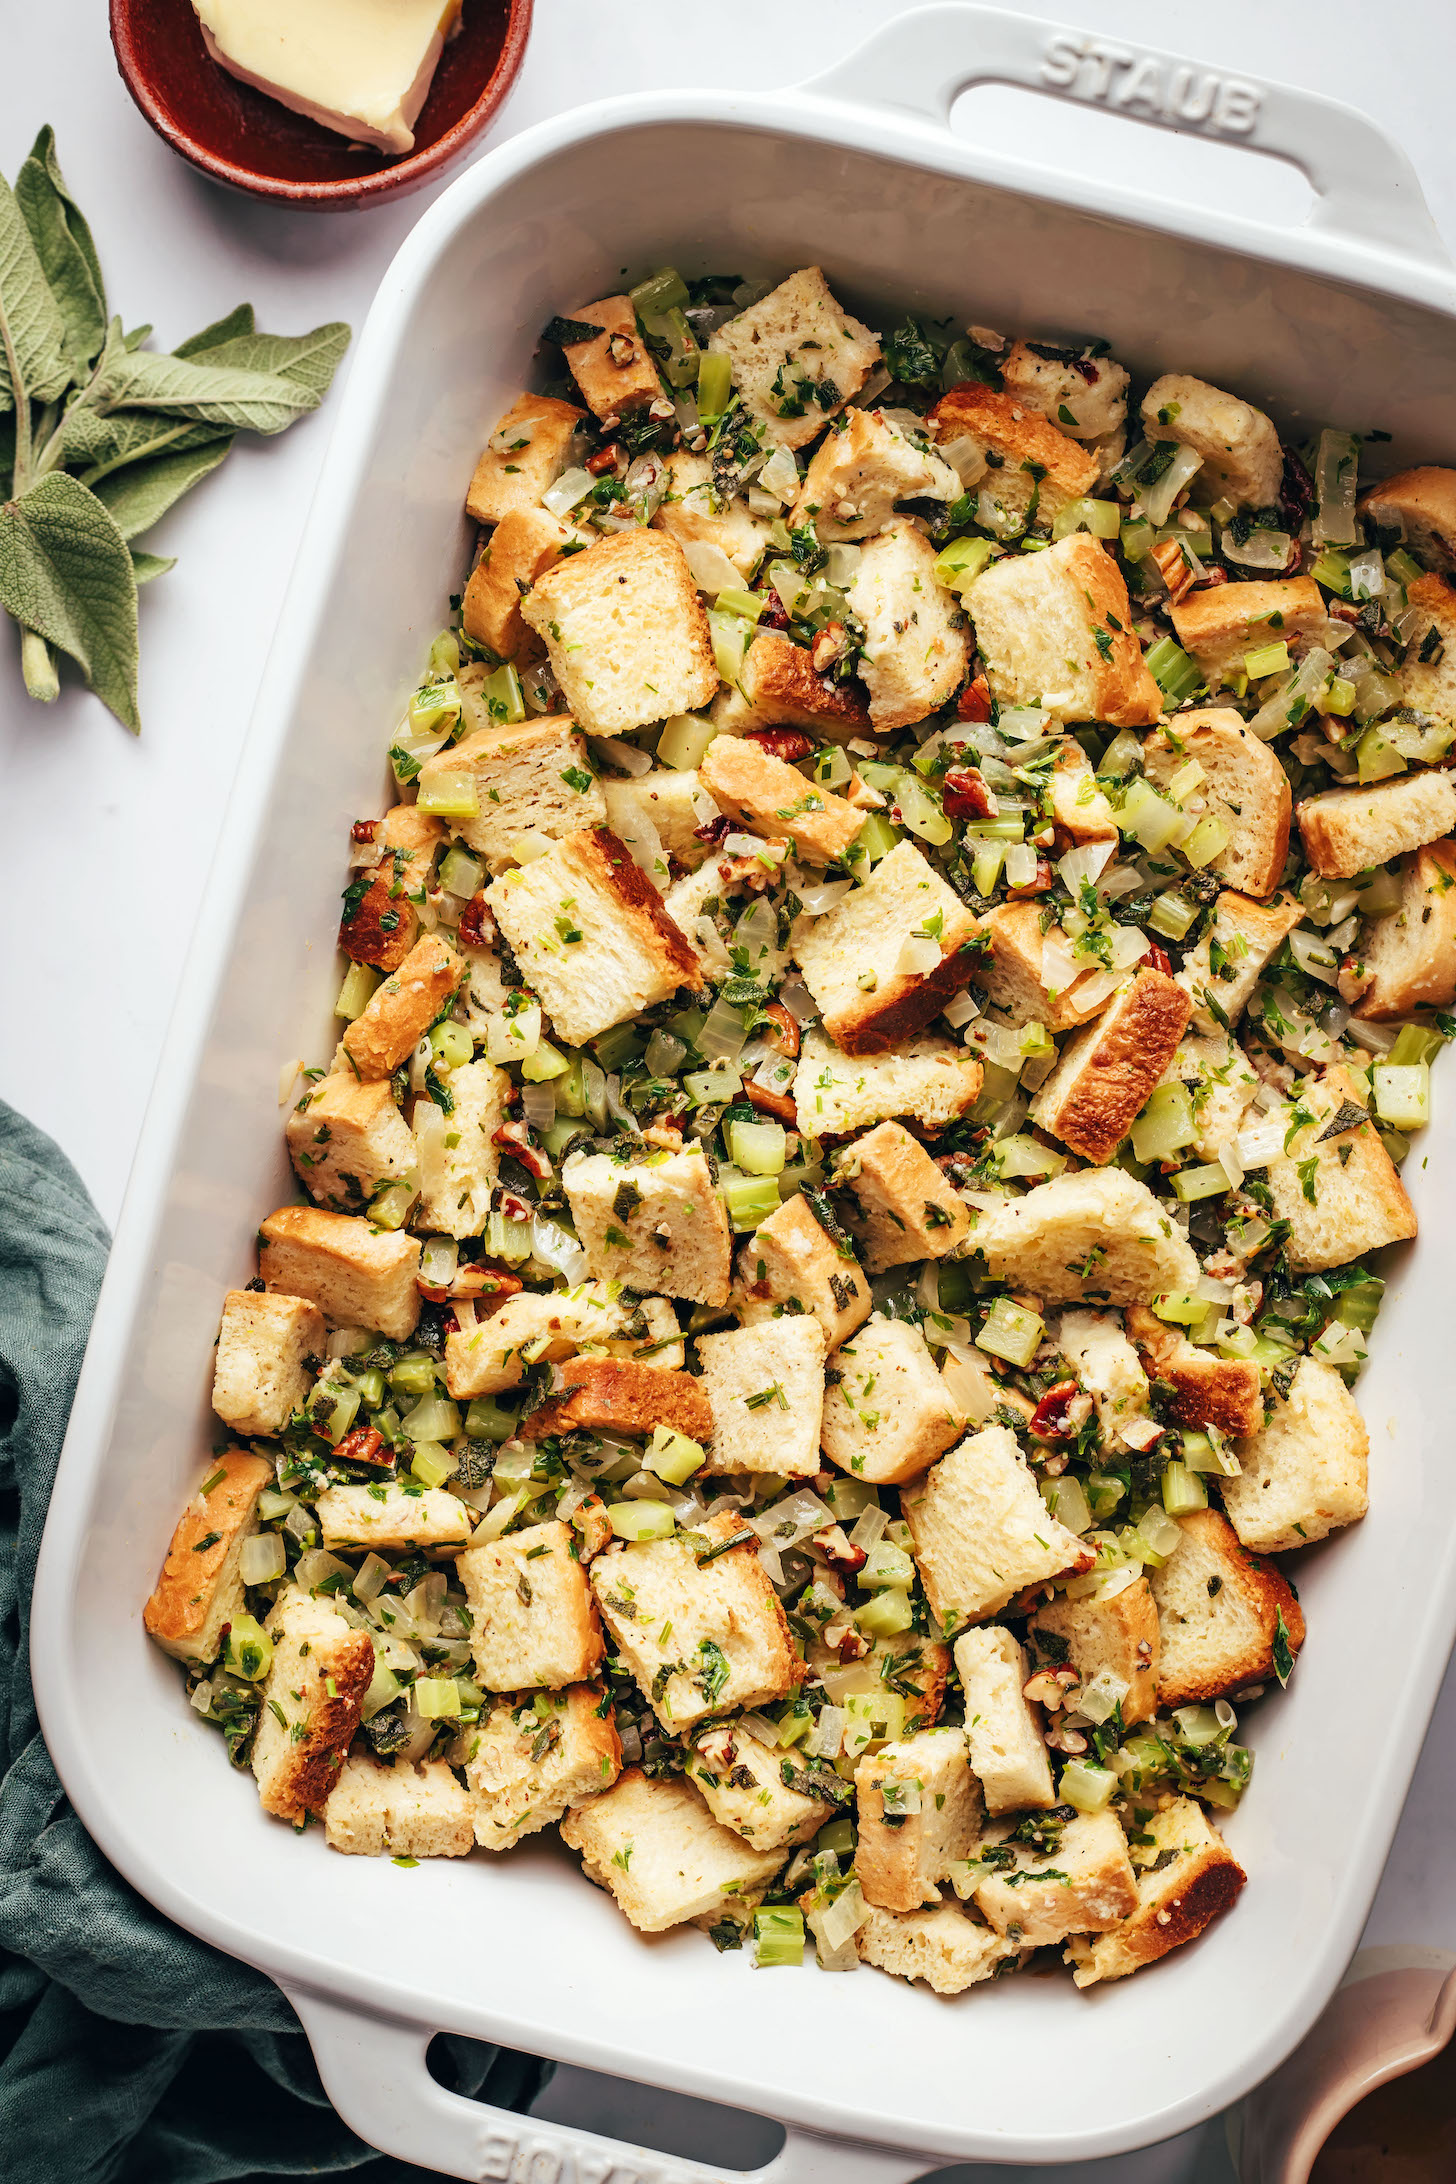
xmin=1039 ymin=34 xmax=1262 ymax=137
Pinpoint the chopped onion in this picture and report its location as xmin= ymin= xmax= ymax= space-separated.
xmin=1107 ymin=924 xmax=1150 ymax=972
xmin=1233 ymin=1120 xmax=1287 ymax=1170
xmin=1003 ymin=841 xmax=1038 ymax=887
xmin=1068 ymin=970 xmax=1121 ymax=1012
xmin=1223 ymin=526 xmax=1292 ymax=571
xmin=822 ymin=543 xmax=863 ymax=588
xmin=756 ymin=1542 xmax=785 ymax=1587
xmin=759 ymin=444 xmax=801 ymax=501
xmin=190 ymin=1679 xmax=214 ymax=1715
xmin=353 ymin=1552 xmax=390 ymax=1602
xmin=326 ymin=1327 xmax=369 ymax=1360
xmin=419 ymin=1235 xmax=459 ymax=1289
xmin=777 ymin=979 xmax=818 ymax=1025
xmin=748 ymin=1489 xmax=830 ymax=1551
xmin=820 ymin=1877 xmax=869 ymax=1952
xmin=1140 ymin=443 xmax=1204 ymax=527
xmin=1119 ymin=1416 xmax=1165 ymax=1453
xmin=895 ymin=935 xmax=943 ymax=977
xmin=1215 ymin=1140 xmax=1245 ymax=1190
xmin=1346 ymin=1018 xmax=1398 ymax=1055
xmin=700 ymin=994 xmax=749 ymax=1063
xmin=1041 ymin=929 xmax=1082 ymax=993
xmin=796 ymin=877 xmax=853 ymax=917
xmin=239 ymin=1533 xmax=285 ymax=1587
xmin=295 ymin=1547 xmax=351 ymax=1593
xmin=1288 ymin=929 xmax=1339 ymax=986
xmin=588 ymin=733 xmax=654 ymax=778
xmin=485 ymin=1001 xmax=541 ymax=1065
xmin=941 ymin=988 xmax=980 ymax=1029
xmin=1312 ymin=428 xmax=1359 ymax=547
xmin=849 ymin=1504 xmax=889 ymax=1551
xmin=531 ymin=1215 xmax=589 ymax=1285
xmin=409 ymin=1036 xmax=432 ymax=1095
xmin=997 ymin=706 xmax=1051 ymax=743
xmin=1346 ymin=546 xmax=1386 ymax=600
xmin=939 ymin=434 xmax=988 ymax=488
xmin=1057 ymin=841 xmax=1116 ymax=894
xmin=1248 ymin=646 xmax=1335 ymax=742
xmin=541 ymin=465 xmax=594 ymax=517
xmin=520 ymin=1079 xmax=556 ymax=1133
xmin=682 ymin=538 xmax=746 ymax=596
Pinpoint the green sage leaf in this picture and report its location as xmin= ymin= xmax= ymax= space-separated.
xmin=0 ymin=172 xmax=72 ymax=414
xmin=60 ymin=404 xmax=228 ymax=484
xmin=131 ymin=549 xmax=176 ymax=585
xmin=15 ymin=126 xmax=106 ymax=379
xmin=0 ymin=471 xmax=139 ymax=731
xmin=174 ymin=303 xmax=255 ymax=358
xmin=92 ymin=431 xmax=234 ymax=540
xmin=95 ymin=330 xmax=346 ymax=434
xmin=186 ymin=319 xmax=350 ymax=400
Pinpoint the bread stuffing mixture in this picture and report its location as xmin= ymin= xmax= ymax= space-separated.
xmin=145 ymin=265 xmax=1456 ymax=1992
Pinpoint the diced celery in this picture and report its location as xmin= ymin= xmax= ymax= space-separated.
xmin=1060 ymin=1759 xmax=1116 ymax=1813
xmin=417 ymin=767 xmax=480 ymax=820
xmin=224 ymin=1614 xmax=272 ymax=1682
xmin=934 ymin=534 xmax=996 ymax=593
xmin=521 ymin=1036 xmax=571 ymax=1083
xmin=810 ymin=743 xmax=851 ymax=788
xmin=1166 ymin=758 xmax=1205 ymax=802
xmin=368 ymin=1182 xmax=414 ymax=1231
xmin=722 ymin=1172 xmax=781 ymax=1231
xmin=607 ymin=1501 xmax=677 ymax=1541
xmin=971 ymin=840 xmax=1005 ymax=896
xmin=415 ymin=1676 xmax=462 ymax=1720
xmin=1309 ymin=548 xmax=1352 ymax=596
xmin=1052 ymin=496 xmax=1122 ymax=543
xmin=1171 ymin=1162 xmax=1230 ymax=1202
xmin=258 ymin=1487 xmax=297 ymax=1524
xmin=1323 ymin=675 xmax=1357 ymax=717
xmin=1147 ymin=891 xmax=1198 ymax=941
xmin=430 ymin=1020 xmax=474 ymax=1070
xmin=993 ymin=1134 xmax=1065 ymax=1180
xmin=410 ymin=1443 xmax=454 ymax=1489
xmin=707 ymin=609 xmax=753 ymax=684
xmin=1357 ymin=867 xmax=1404 ymax=918
xmin=1118 ymin=776 xmax=1185 ymax=853
xmin=1181 ymin=815 xmax=1232 ymax=869
xmin=1356 ymin=725 xmax=1407 ymax=784
xmin=335 ymin=961 xmax=381 ymax=1022
xmin=481 ymin=663 xmax=526 ymax=726
xmin=860 ymin=1542 xmax=915 ymax=1591
xmin=1085 ymin=1473 xmax=1125 ymax=1521
xmin=403 ymin=1395 xmax=460 ymax=1444
xmin=645 ymin=1424 xmax=705 ymax=1486
xmin=1244 ymin=641 xmax=1291 ymax=680
xmin=409 ymin=677 xmax=461 ymax=737
xmin=629 ymin=266 xmax=689 ymax=316
xmin=855 ymin=813 xmax=900 ymax=866
xmin=1334 ymin=1276 xmax=1385 ymax=1332
xmin=1389 ymin=1025 xmax=1445 ymax=1069
xmin=895 ymin=773 xmax=953 ymax=846
xmin=1099 ymin=727 xmax=1144 ymax=778
xmin=753 ymin=1906 xmax=804 ymax=1969
xmin=389 ymin=1353 xmax=440 ymax=1397
xmin=1144 ymin=637 xmax=1203 ymax=704
xmin=696 ymin=350 xmax=733 ymax=421
xmin=361 ymin=1663 xmax=401 ymax=1723
xmin=1041 ymin=1475 xmax=1092 ymax=1534
xmin=1373 ymin=1061 xmax=1429 ymax=1128
xmin=1120 ymin=517 xmax=1155 ymax=561
xmin=1152 ymin=1291 xmax=1210 ymax=1326
xmin=657 ymin=713 xmax=717 ymax=770
xmin=976 ymin=1295 xmax=1044 ymax=1368
xmin=1130 ymin=1082 xmax=1195 ymax=1164
xmin=428 ymin=630 xmax=460 ymax=675
xmin=1161 ymin=1460 xmax=1209 ymax=1516
xmin=594 ymin=1022 xmax=645 ymax=1071
xmin=1386 ymin=546 xmax=1424 ymax=589
xmin=325 ymin=1385 xmax=361 ymax=1443
xmin=464 ymin=1396 xmax=518 ymax=1442
xmin=842 ymin=1689 xmax=905 ymax=1757
xmin=728 ymin=1117 xmax=787 ymax=1175
xmin=855 ymin=1590 xmax=915 ymax=1638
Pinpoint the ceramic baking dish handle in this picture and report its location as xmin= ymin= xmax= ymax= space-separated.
xmin=285 ymin=1985 xmax=935 ymax=2184
xmin=803 ymin=2 xmax=1449 ymax=269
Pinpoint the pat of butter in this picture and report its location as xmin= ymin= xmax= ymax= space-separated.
xmin=191 ymin=0 xmax=463 ymax=156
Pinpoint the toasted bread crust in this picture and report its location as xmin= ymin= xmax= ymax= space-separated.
xmin=463 ymin=506 xmax=570 ymax=661
xmin=1032 ymin=968 xmax=1193 ymax=1163
xmin=928 ymin=383 xmax=1098 ymax=500
xmin=143 ymin=1450 xmax=273 ymax=1657
xmin=836 ymin=940 xmax=982 ymax=1056
xmin=1154 ymin=1508 xmax=1306 ymax=1706
xmin=341 ymin=933 xmax=464 ymax=1079
xmin=971 ymin=901 xmax=1111 ymax=1031
xmin=1069 ymin=1817 xmax=1246 ymax=1983
xmin=522 ymin=1357 xmax=714 ymax=1444
xmin=1143 ymin=708 xmax=1292 ymax=900
xmin=1296 ymin=765 xmax=1456 ymax=881
xmin=1354 ymin=840 xmax=1456 ymax=1020
xmin=699 ymin=734 xmax=864 ymax=864
xmin=339 ymin=806 xmax=443 ymax=972
xmin=1170 ymin=577 xmax=1325 ymax=677
xmin=465 ymin=394 xmax=583 ymax=526
xmin=1359 ymin=465 xmax=1456 ymax=573
xmin=261 ymin=1629 xmax=375 ymax=1820
xmin=583 ymin=826 xmax=707 ymax=992
xmin=560 ymin=295 xmax=663 ymax=420
xmin=1124 ymin=1304 xmax=1264 ymax=1437
xmin=741 ymin=631 xmax=875 ymax=741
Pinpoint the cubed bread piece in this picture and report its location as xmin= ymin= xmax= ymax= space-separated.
xmin=699 ymin=733 xmax=862 ymax=865
xmin=1178 ymin=889 xmax=1304 ymax=1032
xmin=953 ymin=1628 xmax=1057 ymax=1815
xmin=1149 ymin=1507 xmax=1305 ymax=1706
xmin=970 ymin=1168 xmax=1199 ymax=1305
xmin=845 ymin=519 xmax=970 ymax=732
xmin=596 ymin=1293 xmax=685 ymax=1370
xmin=696 ymin=1317 xmax=826 ymax=1478
xmin=654 ymin=449 xmax=767 ymax=579
xmin=324 ymin=1757 xmax=474 ymax=1859
xmin=561 ymin=1766 xmax=785 ymax=1931
xmin=975 ymin=1809 xmax=1139 ymax=1944
xmin=793 ymin=1030 xmax=983 ymax=1140
xmin=465 ymin=392 xmax=583 ymax=526
xmin=1049 ymin=739 xmax=1118 ymax=843
xmin=1030 ymin=968 xmax=1192 ymax=1163
xmin=855 ymin=1728 xmax=982 ymax=1911
xmin=1066 ymin=1796 xmax=1246 ymax=1986
xmin=258 ymin=1207 xmax=421 ymax=1340
xmin=590 ymin=1511 xmax=801 ymax=1731
xmin=707 ymin=267 xmax=881 ymax=451
xmin=732 ymin=1191 xmax=872 ymax=1350
xmin=1159 ymin=1033 xmax=1260 ymax=1162
xmin=928 ymin=382 xmax=1098 ymax=527
xmin=212 ymin=1291 xmax=325 ymax=1437
xmin=1297 ymin=768 xmax=1456 ymax=881
xmin=1000 ymin=342 xmax=1130 ymax=443
xmin=463 ymin=508 xmax=576 ymax=663
xmin=966 ymin=533 xmax=1161 ymax=728
xmin=686 ymin=1722 xmax=835 ymax=1851
xmin=422 ymin=719 xmax=607 ymax=874
xmin=563 ymin=1143 xmax=731 ymax=1308
xmin=459 ymin=1519 xmax=604 ymax=1691
xmin=339 ymin=804 xmax=443 ymax=972
xmin=286 ymin=1074 xmax=416 ymax=1217
xmin=792 ymin=406 xmax=959 ymax=542
xmin=1223 ymin=1354 xmax=1369 ymax=1553
xmin=444 ymin=1279 xmax=638 ymax=1398
xmin=603 ymin=766 xmax=714 ymax=871
xmin=1123 ymin=1302 xmax=1262 ymax=1438
xmin=522 ymin=1357 xmax=713 ymax=1444
xmin=1169 ymin=578 xmax=1326 ymax=690
xmin=487 ymin=826 xmax=703 ymax=1048
xmin=833 ymin=1119 xmax=970 ymax=1271
xmin=729 ymin=630 xmax=875 ymax=746
xmin=1264 ymin=1063 xmax=1416 ymax=1272
xmin=1028 ymin=1576 xmax=1160 ymax=1728
xmin=413 ymin=1057 xmax=511 ymax=1239
xmin=970 ymin=901 xmax=1112 ymax=1032
xmin=1052 ymin=1309 xmax=1151 ymax=1450
xmin=1393 ymin=572 xmax=1456 ymax=722
xmin=902 ymin=1425 xmax=1094 ymax=1629
xmin=465 ymin=1683 xmax=622 ymax=1851
xmin=558 ymin=295 xmax=664 ymax=421
xmin=315 ymin=1483 xmax=472 ymax=1554
xmin=852 ymin=1900 xmax=1025 ymax=1993
xmin=520 ymin=529 xmax=718 ymax=736
xmin=143 ymin=1450 xmax=273 ymax=1664
xmin=821 ymin=1316 xmax=961 ymax=1485
xmin=1142 ymin=373 xmax=1282 ymax=507
xmin=252 ymin=1589 xmax=374 ymax=1821
xmin=1353 ymin=841 xmax=1456 ymax=1019
xmin=1143 ymin=708 xmax=1292 ymax=898
xmin=340 ymin=933 xmax=464 ymax=1080
xmin=1359 ymin=465 xmax=1456 ymax=574
xmin=795 ymin=840 xmax=980 ymax=1054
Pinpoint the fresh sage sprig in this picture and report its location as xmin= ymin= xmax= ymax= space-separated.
xmin=0 ymin=128 xmax=349 ymax=732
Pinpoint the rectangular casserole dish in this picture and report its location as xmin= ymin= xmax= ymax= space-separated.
xmin=32 ymin=9 xmax=1456 ymax=2177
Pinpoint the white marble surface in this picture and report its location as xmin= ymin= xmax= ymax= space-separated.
xmin=3 ymin=1 xmax=1452 ymax=2174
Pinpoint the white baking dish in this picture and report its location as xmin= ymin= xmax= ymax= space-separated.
xmin=32 ymin=9 xmax=1456 ymax=2178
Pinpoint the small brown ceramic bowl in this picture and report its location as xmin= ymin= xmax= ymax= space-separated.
xmin=110 ymin=0 xmax=533 ymax=210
